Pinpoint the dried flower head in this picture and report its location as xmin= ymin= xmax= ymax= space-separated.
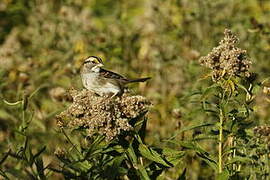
xmin=54 ymin=148 xmax=67 ymax=159
xmin=172 ymin=108 xmax=182 ymax=119
xmin=56 ymin=89 xmax=151 ymax=141
xmin=254 ymin=125 xmax=270 ymax=137
xmin=263 ymin=86 xmax=270 ymax=95
xmin=199 ymin=29 xmax=251 ymax=81
xmin=253 ymin=125 xmax=270 ymax=147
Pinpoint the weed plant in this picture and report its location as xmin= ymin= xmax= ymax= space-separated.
xmin=168 ymin=29 xmax=270 ymax=180
xmin=1 ymin=0 xmax=270 ymax=179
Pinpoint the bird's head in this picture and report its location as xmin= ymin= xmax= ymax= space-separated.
xmin=82 ymin=56 xmax=104 ymax=73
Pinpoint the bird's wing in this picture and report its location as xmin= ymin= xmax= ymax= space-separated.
xmin=99 ymin=68 xmax=129 ymax=82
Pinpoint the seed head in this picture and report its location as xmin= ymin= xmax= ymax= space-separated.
xmin=56 ymin=89 xmax=151 ymax=141
xmin=199 ymin=29 xmax=251 ymax=81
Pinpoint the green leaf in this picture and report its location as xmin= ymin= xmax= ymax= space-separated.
xmin=0 ymin=150 xmax=11 ymax=165
xmin=0 ymin=169 xmax=9 ymax=180
xmin=169 ymin=141 xmax=208 ymax=155
xmin=66 ymin=161 xmax=90 ymax=172
xmin=0 ymin=109 xmax=17 ymax=122
xmin=197 ymin=152 xmax=218 ymax=171
xmin=5 ymin=168 xmax=27 ymax=179
xmin=112 ymin=155 xmax=125 ymax=168
xmin=202 ymin=84 xmax=220 ymax=99
xmin=169 ymin=123 xmax=214 ymax=140
xmin=28 ymin=144 xmax=34 ymax=165
xmin=225 ymin=156 xmax=252 ymax=165
xmin=126 ymin=143 xmax=138 ymax=164
xmin=111 ymin=145 xmax=125 ymax=153
xmin=102 ymin=145 xmax=124 ymax=154
xmin=29 ymin=84 xmax=50 ymax=100
xmin=227 ymin=79 xmax=235 ymax=94
xmin=173 ymin=137 xmax=218 ymax=170
xmin=35 ymin=157 xmax=46 ymax=180
xmin=138 ymin=144 xmax=172 ymax=167
xmin=83 ymin=135 xmax=105 ymax=160
xmin=162 ymin=148 xmax=185 ymax=166
xmin=217 ymin=170 xmax=229 ymax=180
xmin=104 ymin=155 xmax=126 ymax=179
xmin=193 ymin=134 xmax=217 ymax=141
xmin=237 ymin=83 xmax=252 ymax=101
xmin=135 ymin=133 xmax=172 ymax=167
xmin=33 ymin=146 xmax=46 ymax=161
xmin=137 ymin=164 xmax=151 ymax=180
xmin=177 ymin=168 xmax=186 ymax=180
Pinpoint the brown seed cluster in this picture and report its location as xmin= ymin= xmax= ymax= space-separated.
xmin=56 ymin=89 xmax=151 ymax=141
xmin=254 ymin=125 xmax=270 ymax=137
xmin=199 ymin=29 xmax=251 ymax=81
xmin=54 ymin=148 xmax=67 ymax=159
xmin=263 ymin=86 xmax=270 ymax=95
xmin=253 ymin=125 xmax=270 ymax=147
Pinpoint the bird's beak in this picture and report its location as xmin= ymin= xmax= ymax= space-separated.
xmin=97 ymin=63 xmax=104 ymax=67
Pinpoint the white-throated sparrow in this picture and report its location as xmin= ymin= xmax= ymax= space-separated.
xmin=80 ymin=56 xmax=150 ymax=97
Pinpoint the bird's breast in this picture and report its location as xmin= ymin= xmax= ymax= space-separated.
xmin=81 ymin=73 xmax=120 ymax=95
xmin=81 ymin=73 xmax=98 ymax=87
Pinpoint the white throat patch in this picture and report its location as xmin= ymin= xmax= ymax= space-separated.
xmin=91 ymin=66 xmax=100 ymax=73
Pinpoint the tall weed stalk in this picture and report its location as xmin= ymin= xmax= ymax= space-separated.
xmin=169 ymin=29 xmax=266 ymax=179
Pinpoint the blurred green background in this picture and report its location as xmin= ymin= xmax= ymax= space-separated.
xmin=1 ymin=0 xmax=270 ymax=179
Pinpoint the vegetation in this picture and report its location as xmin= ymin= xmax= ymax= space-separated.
xmin=1 ymin=0 xmax=270 ymax=179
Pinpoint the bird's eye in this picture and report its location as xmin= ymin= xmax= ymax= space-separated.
xmin=84 ymin=58 xmax=97 ymax=64
xmin=91 ymin=59 xmax=100 ymax=64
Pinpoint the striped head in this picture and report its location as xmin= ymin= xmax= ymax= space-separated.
xmin=81 ymin=56 xmax=104 ymax=73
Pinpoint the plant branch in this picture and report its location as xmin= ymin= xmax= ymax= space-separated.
xmin=218 ymin=108 xmax=223 ymax=174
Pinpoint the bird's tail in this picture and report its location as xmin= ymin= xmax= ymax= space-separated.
xmin=128 ymin=77 xmax=151 ymax=83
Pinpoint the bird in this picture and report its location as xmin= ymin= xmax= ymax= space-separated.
xmin=80 ymin=56 xmax=150 ymax=97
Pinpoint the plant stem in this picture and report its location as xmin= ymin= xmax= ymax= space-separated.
xmin=218 ymin=108 xmax=223 ymax=174
xmin=232 ymin=137 xmax=236 ymax=171
xmin=62 ymin=129 xmax=81 ymax=154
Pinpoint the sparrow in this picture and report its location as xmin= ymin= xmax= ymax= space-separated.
xmin=80 ymin=56 xmax=150 ymax=97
